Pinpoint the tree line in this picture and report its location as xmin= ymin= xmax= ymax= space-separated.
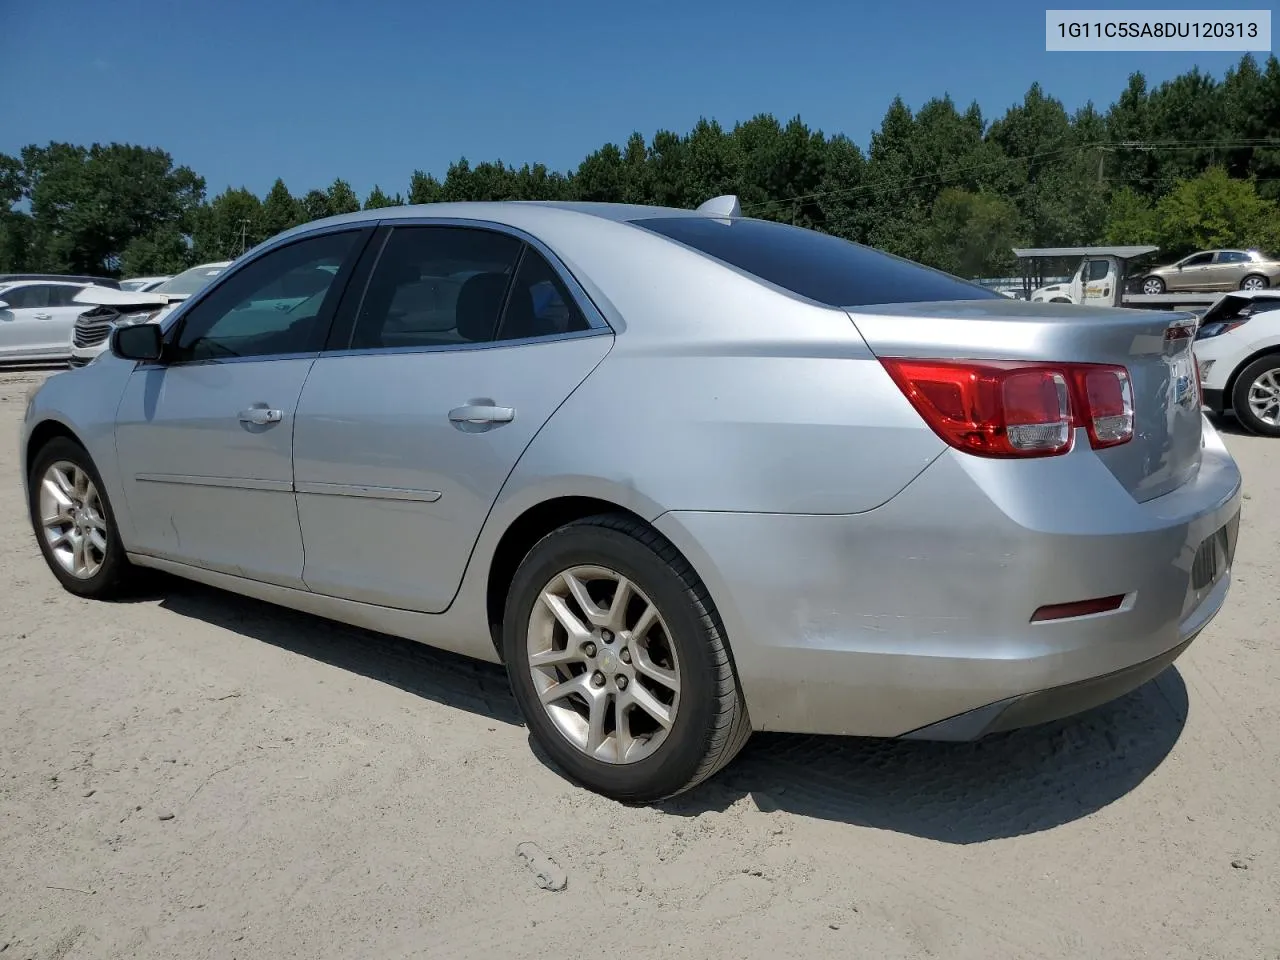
xmin=3 ymin=55 xmax=1279 ymax=281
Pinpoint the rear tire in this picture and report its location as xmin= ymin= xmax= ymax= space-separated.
xmin=1231 ymin=356 xmax=1280 ymax=437
xmin=27 ymin=437 xmax=135 ymax=599
xmin=1241 ymin=274 xmax=1269 ymax=292
xmin=502 ymin=513 xmax=750 ymax=802
xmin=1142 ymin=276 xmax=1165 ymax=295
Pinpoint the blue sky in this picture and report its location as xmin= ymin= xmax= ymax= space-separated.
xmin=1 ymin=0 xmax=1267 ymax=201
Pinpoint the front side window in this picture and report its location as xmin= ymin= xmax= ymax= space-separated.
xmin=172 ymin=231 xmax=359 ymax=362
xmin=46 ymin=285 xmax=86 ymax=307
xmin=1182 ymin=253 xmax=1214 ymax=267
xmin=349 ymin=226 xmax=523 ymax=350
xmin=0 ymin=284 xmax=47 ymax=309
xmin=1085 ymin=260 xmax=1109 ymax=281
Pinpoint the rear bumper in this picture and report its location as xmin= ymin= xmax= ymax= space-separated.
xmin=654 ymin=417 xmax=1242 ymax=738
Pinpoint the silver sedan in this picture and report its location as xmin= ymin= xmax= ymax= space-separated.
xmin=20 ymin=199 xmax=1242 ymax=801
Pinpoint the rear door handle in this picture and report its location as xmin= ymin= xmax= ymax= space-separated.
xmin=238 ymin=407 xmax=283 ymax=426
xmin=449 ymin=403 xmax=515 ymax=425
xmin=33 ymin=312 xmax=52 ymax=320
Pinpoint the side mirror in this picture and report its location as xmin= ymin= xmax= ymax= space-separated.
xmin=0 ymin=300 xmax=9 ymax=310
xmin=111 ymin=323 xmax=164 ymax=362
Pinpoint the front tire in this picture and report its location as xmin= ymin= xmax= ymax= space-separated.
xmin=502 ymin=514 xmax=750 ymax=802
xmin=28 ymin=437 xmax=135 ymax=598
xmin=1231 ymin=356 xmax=1280 ymax=437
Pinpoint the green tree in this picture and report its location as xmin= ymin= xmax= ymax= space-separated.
xmin=925 ymin=189 xmax=1021 ymax=277
xmin=363 ymin=185 xmax=397 ymax=209
xmin=299 ymin=189 xmax=332 ymax=222
xmin=408 ymin=170 xmax=442 ymax=204
xmin=192 ymin=187 xmax=262 ymax=261
xmin=1155 ymin=167 xmax=1277 ymax=252
xmin=19 ymin=142 xmax=204 ymax=273
xmin=121 ymin=227 xmax=192 ymax=276
xmin=261 ymin=178 xmax=301 ymax=237
xmin=326 ymin=178 xmax=360 ymax=215
xmin=0 ymin=152 xmax=31 ymax=271
xmin=1103 ymin=186 xmax=1158 ymax=244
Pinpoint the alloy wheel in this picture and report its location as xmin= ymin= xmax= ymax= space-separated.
xmin=1247 ymin=369 xmax=1280 ymax=427
xmin=1142 ymin=278 xmax=1164 ymax=295
xmin=39 ymin=461 xmax=108 ymax=579
xmin=526 ymin=565 xmax=681 ymax=764
xmin=1242 ymin=276 xmax=1267 ymax=291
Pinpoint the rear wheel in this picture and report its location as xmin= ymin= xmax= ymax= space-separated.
xmin=1241 ymin=274 xmax=1269 ymax=292
xmin=28 ymin=437 xmax=135 ymax=598
xmin=502 ymin=513 xmax=750 ymax=802
xmin=1142 ymin=276 xmax=1165 ymax=295
xmin=1232 ymin=356 xmax=1280 ymax=437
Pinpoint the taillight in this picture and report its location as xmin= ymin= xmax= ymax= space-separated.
xmin=881 ymin=359 xmax=1134 ymax=459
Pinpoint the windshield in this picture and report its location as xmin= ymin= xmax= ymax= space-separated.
xmin=153 ymin=264 xmax=228 ymax=296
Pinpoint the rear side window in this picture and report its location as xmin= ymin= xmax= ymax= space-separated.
xmin=633 ymin=217 xmax=1001 ymax=307
xmin=496 ymin=248 xmax=591 ymax=341
xmin=350 ymin=226 xmax=523 ymax=350
xmin=1217 ymin=251 xmax=1249 ymax=264
xmin=0 ymin=284 xmax=47 ymax=309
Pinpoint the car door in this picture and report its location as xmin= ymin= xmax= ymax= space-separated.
xmin=39 ymin=283 xmax=90 ymax=355
xmin=1080 ymin=259 xmax=1115 ymax=306
xmin=292 ymin=223 xmax=614 ymax=612
xmin=113 ymin=227 xmax=368 ymax=586
xmin=0 ymin=283 xmax=58 ymax=357
xmin=1171 ymin=252 xmax=1215 ymax=291
xmin=1210 ymin=251 xmax=1250 ymax=290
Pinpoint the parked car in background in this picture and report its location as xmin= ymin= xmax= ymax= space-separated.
xmin=1141 ymin=249 xmax=1279 ymax=294
xmin=0 ymin=273 xmax=120 ymax=290
xmin=22 ymin=200 xmax=1240 ymax=801
xmin=69 ymin=261 xmax=230 ymax=367
xmin=119 ymin=276 xmax=171 ymax=292
xmin=0 ymin=278 xmax=99 ymax=362
xmin=1194 ymin=289 xmax=1280 ymax=436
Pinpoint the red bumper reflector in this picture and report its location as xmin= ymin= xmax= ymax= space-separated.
xmin=1030 ymin=594 xmax=1126 ymax=622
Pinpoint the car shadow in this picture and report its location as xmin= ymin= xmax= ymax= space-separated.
xmin=1205 ymin=411 xmax=1254 ymax=437
xmin=154 ymin=579 xmax=1187 ymax=844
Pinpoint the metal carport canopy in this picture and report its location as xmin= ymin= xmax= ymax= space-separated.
xmin=1011 ymin=246 xmax=1159 ymax=258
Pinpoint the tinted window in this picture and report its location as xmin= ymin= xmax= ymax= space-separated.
xmin=496 ymin=248 xmax=590 ymax=341
xmin=0 ymin=284 xmax=47 ymax=309
xmin=173 ymin=231 xmax=358 ymax=362
xmin=1217 ymin=251 xmax=1249 ymax=263
xmin=1182 ymin=253 xmax=1214 ymax=267
xmin=350 ymin=226 xmax=522 ymax=350
xmin=1085 ymin=260 xmax=1109 ymax=281
xmin=633 ymin=217 xmax=1001 ymax=307
xmin=45 ymin=284 xmax=85 ymax=307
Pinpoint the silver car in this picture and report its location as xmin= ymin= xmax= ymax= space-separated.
xmin=20 ymin=200 xmax=1242 ymax=801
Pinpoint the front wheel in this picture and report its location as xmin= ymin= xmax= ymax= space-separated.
xmin=1232 ymin=356 xmax=1280 ymax=437
xmin=28 ymin=437 xmax=135 ymax=598
xmin=1142 ymin=276 xmax=1165 ymax=295
xmin=1241 ymin=274 xmax=1269 ymax=292
xmin=502 ymin=514 xmax=750 ymax=802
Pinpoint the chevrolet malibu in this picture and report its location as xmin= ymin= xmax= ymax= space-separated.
xmin=21 ymin=199 xmax=1242 ymax=802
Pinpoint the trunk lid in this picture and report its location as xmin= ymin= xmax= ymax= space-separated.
xmin=847 ymin=299 xmax=1203 ymax=502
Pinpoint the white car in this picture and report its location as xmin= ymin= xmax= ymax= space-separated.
xmin=0 ymin=279 xmax=93 ymax=362
xmin=119 ymin=276 xmax=171 ymax=292
xmin=69 ymin=261 xmax=230 ymax=367
xmin=1195 ymin=289 xmax=1280 ymax=436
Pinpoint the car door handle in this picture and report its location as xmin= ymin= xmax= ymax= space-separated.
xmin=33 ymin=312 xmax=52 ymax=320
xmin=238 ymin=407 xmax=283 ymax=425
xmin=449 ymin=403 xmax=515 ymax=424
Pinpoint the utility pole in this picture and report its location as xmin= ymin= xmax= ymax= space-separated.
xmin=238 ymin=219 xmax=250 ymax=257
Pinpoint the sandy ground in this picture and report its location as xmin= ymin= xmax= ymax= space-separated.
xmin=0 ymin=367 xmax=1277 ymax=960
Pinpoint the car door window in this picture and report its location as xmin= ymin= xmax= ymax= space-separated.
xmin=172 ymin=231 xmax=359 ymax=362
xmin=45 ymin=285 xmax=85 ymax=307
xmin=1084 ymin=260 xmax=1109 ymax=282
xmin=2 ymin=285 xmax=50 ymax=309
xmin=1216 ymin=251 xmax=1249 ymax=264
xmin=495 ymin=248 xmax=591 ymax=341
xmin=349 ymin=226 xmax=523 ymax=350
xmin=1182 ymin=253 xmax=1214 ymax=267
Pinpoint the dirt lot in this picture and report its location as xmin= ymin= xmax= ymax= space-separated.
xmin=0 ymin=367 xmax=1277 ymax=960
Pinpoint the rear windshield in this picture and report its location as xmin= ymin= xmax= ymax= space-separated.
xmin=633 ymin=216 xmax=1001 ymax=307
